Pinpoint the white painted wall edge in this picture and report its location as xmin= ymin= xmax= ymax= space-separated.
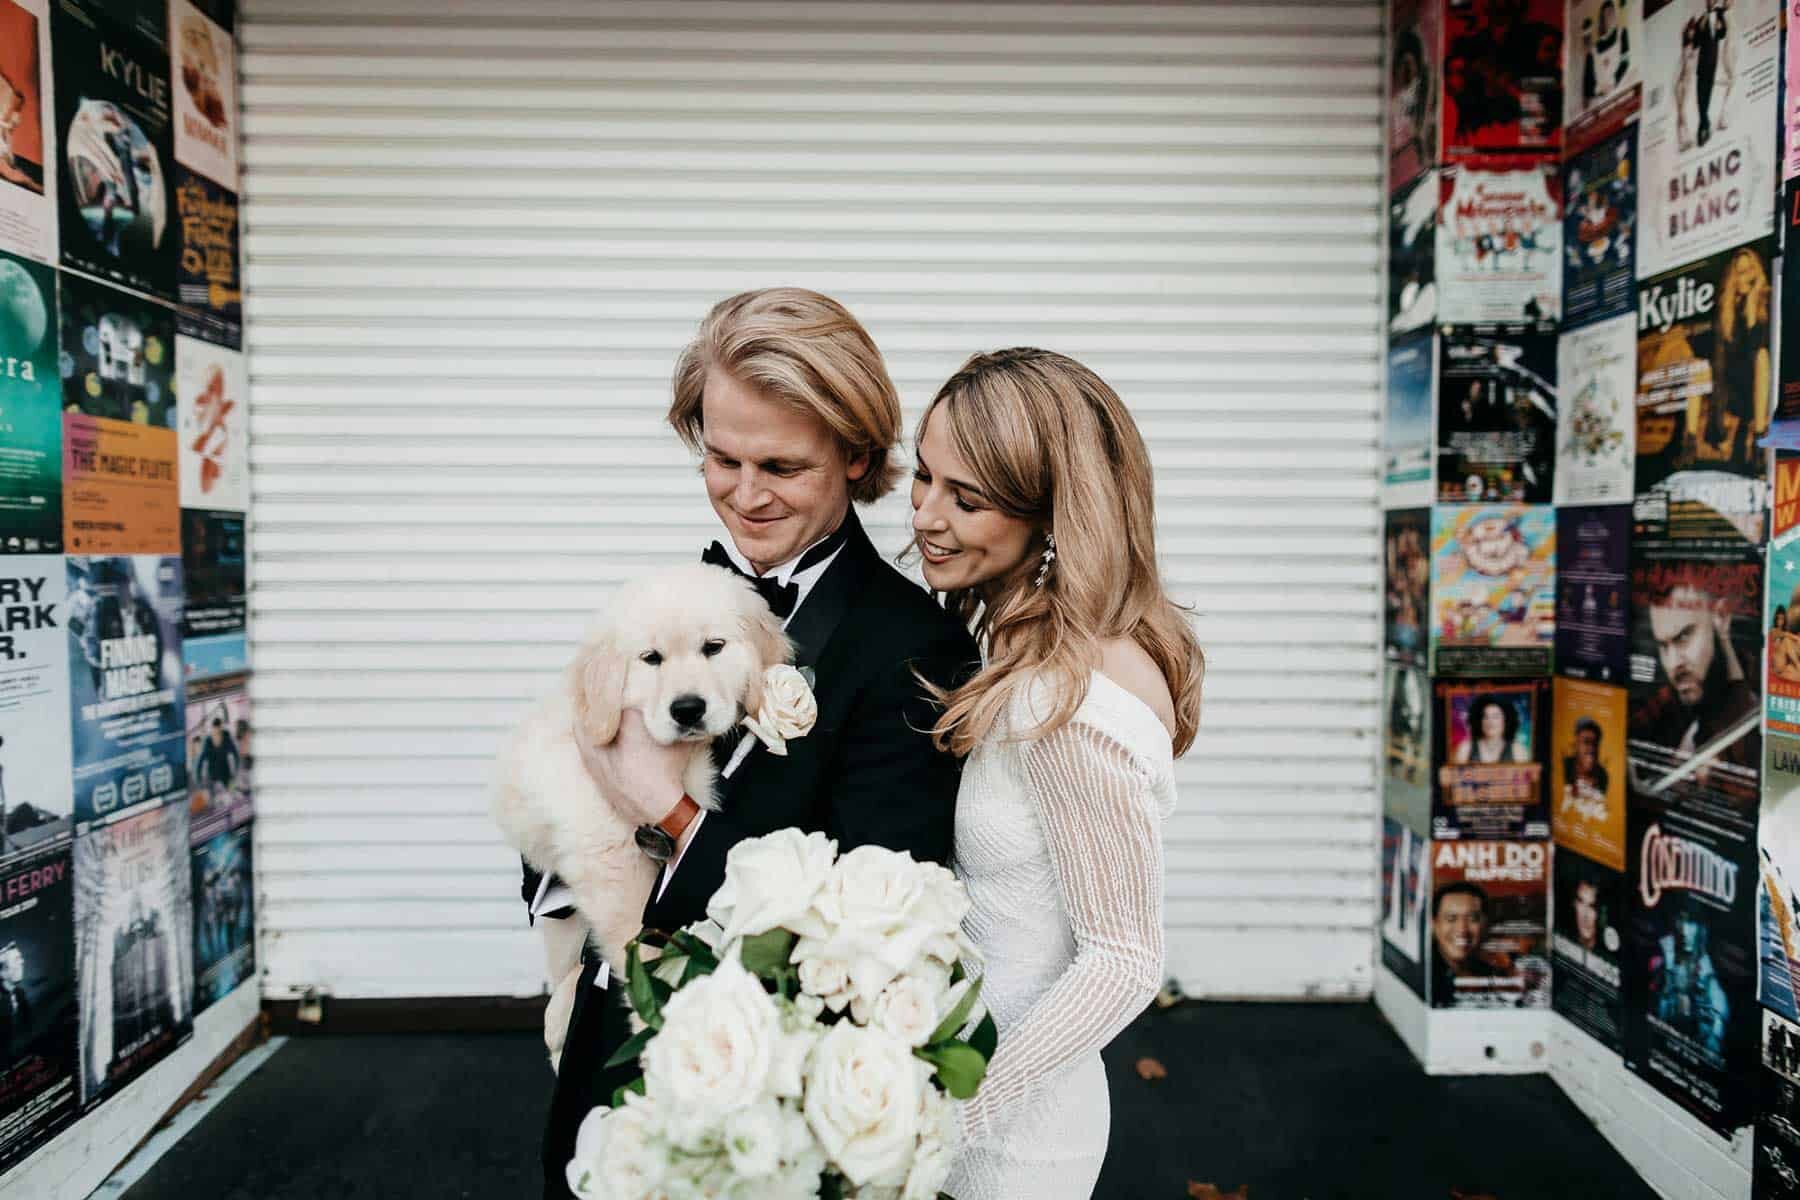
xmin=0 ymin=981 xmax=260 ymax=1200
xmin=1373 ymin=964 xmax=1552 ymax=1076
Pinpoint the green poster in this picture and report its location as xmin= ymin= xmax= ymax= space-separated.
xmin=0 ymin=250 xmax=58 ymax=551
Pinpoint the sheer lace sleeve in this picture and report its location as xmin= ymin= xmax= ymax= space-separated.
xmin=959 ymin=717 xmax=1167 ymax=1146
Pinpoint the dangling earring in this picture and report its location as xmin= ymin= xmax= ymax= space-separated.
xmin=1034 ymin=530 xmax=1057 ymax=589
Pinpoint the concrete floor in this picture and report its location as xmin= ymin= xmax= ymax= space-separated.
xmin=113 ymin=1001 xmax=1658 ymax=1200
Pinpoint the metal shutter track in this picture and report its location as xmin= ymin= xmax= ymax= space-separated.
xmin=241 ymin=0 xmax=1382 ymax=1000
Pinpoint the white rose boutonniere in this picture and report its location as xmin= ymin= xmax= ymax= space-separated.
xmin=741 ymin=663 xmax=818 ymax=756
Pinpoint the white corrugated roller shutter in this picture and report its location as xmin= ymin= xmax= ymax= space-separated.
xmin=240 ymin=0 xmax=1383 ymax=1001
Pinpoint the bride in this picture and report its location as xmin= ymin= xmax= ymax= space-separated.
xmin=909 ymin=348 xmax=1204 ymax=1197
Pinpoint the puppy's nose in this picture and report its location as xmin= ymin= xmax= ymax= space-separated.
xmin=669 ymin=695 xmax=707 ymax=728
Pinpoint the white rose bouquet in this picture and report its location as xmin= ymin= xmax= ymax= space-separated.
xmin=566 ymin=829 xmax=993 ymax=1200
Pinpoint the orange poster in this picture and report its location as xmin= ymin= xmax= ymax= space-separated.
xmin=1550 ymin=676 xmax=1627 ymax=871
xmin=61 ymin=413 xmax=178 ymax=553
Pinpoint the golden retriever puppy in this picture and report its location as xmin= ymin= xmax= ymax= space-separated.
xmin=491 ymin=563 xmax=788 ymax=1069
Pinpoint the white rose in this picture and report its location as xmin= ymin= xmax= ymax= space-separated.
xmin=723 ymin=1099 xmax=786 ymax=1179
xmin=870 ymin=975 xmax=941 ymax=1048
xmin=565 ymin=1105 xmax=613 ymax=1199
xmin=902 ymin=1135 xmax=952 ymax=1200
xmin=742 ymin=664 xmax=818 ymax=754
xmin=641 ymin=958 xmax=779 ymax=1148
xmin=707 ymin=828 xmax=837 ymax=950
xmin=796 ymin=954 xmax=857 ymax=1013
xmin=769 ymin=997 xmax=824 ymax=1099
xmin=801 ymin=847 xmax=939 ymax=1009
xmin=803 ymin=1020 xmax=922 ymax=1187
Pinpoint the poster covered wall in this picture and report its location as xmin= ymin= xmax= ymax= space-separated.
xmin=1625 ymin=790 xmax=1758 ymax=1132
xmin=1553 ymin=844 xmax=1626 ymax=1050
xmin=1436 ymin=157 xmax=1563 ymax=324
xmin=1561 ymin=123 xmax=1638 ymax=331
xmin=1430 ymin=502 xmax=1556 ymax=676
xmin=52 ymin=0 xmax=177 ymax=302
xmin=1385 ymin=331 xmax=1434 ymax=505
xmin=1443 ymin=0 xmax=1565 ymax=158
xmin=1555 ymin=313 xmax=1637 ymax=503
xmin=1428 ymin=837 xmax=1551 ymax=1009
xmin=72 ymin=802 xmax=192 ymax=1110
xmin=1637 ymin=0 xmax=1779 ymax=278
xmin=0 ymin=0 xmax=56 ymax=264
xmin=1433 ymin=677 xmax=1551 ymax=840
xmin=1382 ymin=819 xmax=1430 ymax=1000
xmin=1565 ymin=0 xmax=1641 ymax=154
xmin=1555 ymin=503 xmax=1632 ymax=682
xmin=1552 ymin=676 xmax=1629 ymax=869
xmin=0 ymin=250 xmax=58 ymax=553
xmin=66 ymin=555 xmax=184 ymax=829
xmin=0 ymin=554 xmax=69 ymax=860
xmin=1437 ymin=326 xmax=1558 ymax=503
xmin=189 ymin=822 xmax=248 ymax=1015
xmin=58 ymin=272 xmax=176 ymax=556
xmin=0 ymin=842 xmax=75 ymax=1172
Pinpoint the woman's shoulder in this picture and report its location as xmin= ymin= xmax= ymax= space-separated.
xmin=1094 ymin=638 xmax=1177 ymax=741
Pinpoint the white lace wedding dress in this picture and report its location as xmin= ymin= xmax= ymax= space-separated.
xmin=946 ymin=670 xmax=1178 ymax=1199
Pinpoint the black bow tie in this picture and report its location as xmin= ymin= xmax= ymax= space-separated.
xmin=701 ymin=523 xmax=849 ymax=620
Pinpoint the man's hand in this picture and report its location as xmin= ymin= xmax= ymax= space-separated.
xmin=573 ymin=709 xmax=690 ymax=828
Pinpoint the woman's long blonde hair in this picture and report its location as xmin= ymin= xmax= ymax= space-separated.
xmin=918 ymin=348 xmax=1204 ymax=757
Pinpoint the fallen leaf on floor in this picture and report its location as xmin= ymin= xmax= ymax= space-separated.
xmin=1186 ymin=1184 xmax=1247 ymax=1200
xmin=1135 ymin=1056 xmax=1168 ymax=1081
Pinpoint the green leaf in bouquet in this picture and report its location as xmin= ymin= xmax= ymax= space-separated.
xmin=819 ymin=1172 xmax=846 ymax=1200
xmin=608 ymin=1075 xmax=646 ymax=1108
xmin=949 ymin=959 xmax=966 ymax=986
xmin=927 ymin=976 xmax=983 ymax=1047
xmin=679 ymin=951 xmax=713 ymax=986
xmin=968 ymin=1012 xmax=998 ymax=1060
xmin=914 ymin=1041 xmax=988 ymax=1100
xmin=738 ymin=928 xmax=797 ymax=977
xmin=603 ymin=1025 xmax=656 ymax=1071
xmin=625 ymin=942 xmax=663 ymax=1030
xmin=668 ymin=929 xmax=720 ymax=971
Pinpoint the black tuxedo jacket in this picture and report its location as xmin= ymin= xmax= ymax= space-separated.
xmin=535 ymin=511 xmax=977 ymax=1199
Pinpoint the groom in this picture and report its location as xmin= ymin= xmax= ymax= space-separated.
xmin=526 ymin=288 xmax=978 ymax=1200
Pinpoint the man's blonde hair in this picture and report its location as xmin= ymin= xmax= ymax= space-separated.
xmin=669 ymin=289 xmax=903 ymax=504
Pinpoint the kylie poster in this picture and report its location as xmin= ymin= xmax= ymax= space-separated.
xmin=1637 ymin=0 xmax=1780 ymax=278
xmin=65 ymin=555 xmax=185 ymax=830
xmin=51 ymin=0 xmax=176 ymax=302
xmin=0 ymin=842 xmax=75 ymax=1172
xmin=0 ymin=0 xmax=54 ymax=263
xmin=0 ymin=555 xmax=69 ymax=863
xmin=1634 ymin=240 xmax=1775 ymax=548
xmin=73 ymin=802 xmax=192 ymax=1110
xmin=0 ymin=249 xmax=58 ymax=552
xmin=1436 ymin=158 xmax=1563 ymax=325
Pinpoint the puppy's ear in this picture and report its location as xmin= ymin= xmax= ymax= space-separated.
xmin=740 ymin=604 xmax=791 ymax=715
xmin=570 ymin=634 xmax=626 ymax=746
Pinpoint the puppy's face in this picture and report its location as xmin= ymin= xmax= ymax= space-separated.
xmin=575 ymin=564 xmax=789 ymax=747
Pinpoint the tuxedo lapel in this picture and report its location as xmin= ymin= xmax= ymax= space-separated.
xmin=780 ymin=510 xmax=876 ymax=670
